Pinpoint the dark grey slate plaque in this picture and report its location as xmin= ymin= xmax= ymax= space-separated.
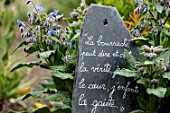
xmin=72 ymin=4 xmax=139 ymax=113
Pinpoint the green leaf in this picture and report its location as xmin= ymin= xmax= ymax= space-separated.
xmin=30 ymin=88 xmax=47 ymax=98
xmin=44 ymin=91 xmax=70 ymax=101
xmin=124 ymin=49 xmax=136 ymax=70
xmin=50 ymin=65 xmax=66 ymax=72
xmin=162 ymin=28 xmax=170 ymax=36
xmin=12 ymin=40 xmax=30 ymax=53
xmin=36 ymin=50 xmax=55 ymax=59
xmin=51 ymin=71 xmax=73 ymax=79
xmin=40 ymin=82 xmax=55 ymax=89
xmin=158 ymin=49 xmax=170 ymax=59
xmin=165 ymin=87 xmax=170 ymax=97
xmin=166 ymin=8 xmax=170 ymax=16
xmin=114 ymin=69 xmax=140 ymax=78
xmin=137 ymin=78 xmax=149 ymax=85
xmin=147 ymin=87 xmax=167 ymax=98
xmin=154 ymin=3 xmax=164 ymax=13
xmin=130 ymin=110 xmax=145 ymax=113
xmin=26 ymin=45 xmax=38 ymax=54
xmin=137 ymin=96 xmax=149 ymax=111
xmin=16 ymin=93 xmax=31 ymax=102
xmin=10 ymin=61 xmax=40 ymax=72
xmin=162 ymin=72 xmax=170 ymax=80
xmin=143 ymin=61 xmax=154 ymax=65
xmin=53 ymin=102 xmax=71 ymax=109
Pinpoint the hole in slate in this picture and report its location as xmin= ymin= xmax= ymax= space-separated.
xmin=103 ymin=19 xmax=108 ymax=26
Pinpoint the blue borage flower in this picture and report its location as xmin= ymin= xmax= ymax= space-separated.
xmin=47 ymin=28 xmax=58 ymax=36
xmin=48 ymin=9 xmax=59 ymax=19
xmin=133 ymin=29 xmax=141 ymax=37
xmin=33 ymin=4 xmax=45 ymax=13
xmin=159 ymin=19 xmax=164 ymax=27
xmin=68 ymin=40 xmax=75 ymax=46
xmin=17 ymin=18 xmax=26 ymax=27
xmin=134 ymin=0 xmax=143 ymax=4
xmin=56 ymin=14 xmax=64 ymax=21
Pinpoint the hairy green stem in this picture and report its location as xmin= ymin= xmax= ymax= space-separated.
xmin=164 ymin=12 xmax=170 ymax=25
xmin=149 ymin=10 xmax=156 ymax=22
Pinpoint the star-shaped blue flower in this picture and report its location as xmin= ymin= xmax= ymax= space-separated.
xmin=133 ymin=29 xmax=141 ymax=37
xmin=68 ymin=40 xmax=75 ymax=46
xmin=17 ymin=18 xmax=26 ymax=27
xmin=56 ymin=14 xmax=64 ymax=21
xmin=33 ymin=4 xmax=45 ymax=13
xmin=159 ymin=19 xmax=164 ymax=27
xmin=48 ymin=9 xmax=59 ymax=19
xmin=47 ymin=28 xmax=57 ymax=36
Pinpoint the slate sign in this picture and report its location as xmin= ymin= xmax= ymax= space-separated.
xmin=72 ymin=4 xmax=139 ymax=113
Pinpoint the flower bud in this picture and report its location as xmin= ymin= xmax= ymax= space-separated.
xmin=139 ymin=24 xmax=145 ymax=30
xmin=35 ymin=25 xmax=40 ymax=31
xmin=163 ymin=0 xmax=170 ymax=7
xmin=27 ymin=12 xmax=31 ymax=18
xmin=24 ymin=46 xmax=29 ymax=53
xmin=65 ymin=55 xmax=73 ymax=63
xmin=26 ymin=0 xmax=31 ymax=4
xmin=135 ymin=62 xmax=142 ymax=68
xmin=30 ymin=37 xmax=37 ymax=43
xmin=28 ymin=18 xmax=33 ymax=24
xmin=21 ymin=33 xmax=25 ymax=38
xmin=138 ymin=67 xmax=144 ymax=73
xmin=134 ymin=8 xmax=140 ymax=14
xmin=61 ymin=34 xmax=67 ymax=42
xmin=70 ymin=21 xmax=78 ymax=27
xmin=161 ymin=65 xmax=167 ymax=71
xmin=151 ymin=27 xmax=158 ymax=35
xmin=148 ymin=21 xmax=152 ymax=26
xmin=153 ymin=46 xmax=164 ymax=54
xmin=20 ymin=26 xmax=24 ymax=33
xmin=142 ymin=45 xmax=151 ymax=53
xmin=80 ymin=0 xmax=86 ymax=10
xmin=46 ymin=38 xmax=52 ymax=44
xmin=151 ymin=79 xmax=159 ymax=85
xmin=144 ymin=53 xmax=157 ymax=59
xmin=26 ymin=32 xmax=31 ymax=37
xmin=70 ymin=12 xmax=78 ymax=18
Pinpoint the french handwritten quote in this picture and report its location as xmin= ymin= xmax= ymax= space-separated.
xmin=77 ymin=33 xmax=139 ymax=113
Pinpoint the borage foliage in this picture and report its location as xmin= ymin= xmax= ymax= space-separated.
xmin=115 ymin=0 xmax=170 ymax=113
xmin=11 ymin=0 xmax=87 ymax=112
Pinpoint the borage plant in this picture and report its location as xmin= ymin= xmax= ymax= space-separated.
xmin=115 ymin=0 xmax=170 ymax=113
xmin=11 ymin=0 xmax=87 ymax=112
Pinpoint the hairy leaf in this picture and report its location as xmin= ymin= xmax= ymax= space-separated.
xmin=162 ymin=72 xmax=170 ymax=80
xmin=137 ymin=78 xmax=149 ymax=85
xmin=16 ymin=93 xmax=31 ymax=102
xmin=12 ymin=40 xmax=31 ymax=53
xmin=114 ymin=69 xmax=140 ymax=78
xmin=154 ymin=3 xmax=164 ymax=13
xmin=158 ymin=49 xmax=170 ymax=59
xmin=10 ymin=61 xmax=40 ymax=72
xmin=147 ymin=87 xmax=167 ymax=98
xmin=30 ymin=88 xmax=47 ymax=98
xmin=124 ymin=49 xmax=136 ymax=70
xmin=36 ymin=51 xmax=55 ymax=59
xmin=137 ymin=96 xmax=149 ymax=111
xmin=51 ymin=71 xmax=73 ymax=79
